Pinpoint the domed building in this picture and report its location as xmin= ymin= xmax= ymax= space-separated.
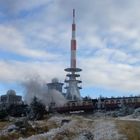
xmin=47 ymin=78 xmax=63 ymax=93
xmin=0 ymin=89 xmax=22 ymax=107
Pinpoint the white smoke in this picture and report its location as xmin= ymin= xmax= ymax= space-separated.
xmin=48 ymin=89 xmax=67 ymax=107
xmin=22 ymin=77 xmax=67 ymax=107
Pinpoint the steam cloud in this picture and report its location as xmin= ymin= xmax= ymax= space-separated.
xmin=22 ymin=77 xmax=67 ymax=107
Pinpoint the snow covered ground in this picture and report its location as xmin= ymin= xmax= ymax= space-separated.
xmin=18 ymin=115 xmax=127 ymax=140
xmin=117 ymin=115 xmax=140 ymax=122
xmin=117 ymin=108 xmax=140 ymax=122
xmin=4 ymin=112 xmax=140 ymax=140
xmin=93 ymin=119 xmax=127 ymax=140
xmin=3 ymin=112 xmax=140 ymax=140
xmin=0 ymin=124 xmax=17 ymax=136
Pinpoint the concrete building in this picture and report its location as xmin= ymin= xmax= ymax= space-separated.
xmin=47 ymin=78 xmax=63 ymax=93
xmin=0 ymin=90 xmax=22 ymax=108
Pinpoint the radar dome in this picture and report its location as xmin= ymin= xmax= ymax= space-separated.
xmin=7 ymin=90 xmax=16 ymax=96
xmin=52 ymin=78 xmax=59 ymax=83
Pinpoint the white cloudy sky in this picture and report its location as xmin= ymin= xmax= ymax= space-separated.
xmin=0 ymin=0 xmax=140 ymax=98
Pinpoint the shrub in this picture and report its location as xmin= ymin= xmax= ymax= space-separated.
xmin=29 ymin=96 xmax=46 ymax=120
xmin=0 ymin=109 xmax=8 ymax=120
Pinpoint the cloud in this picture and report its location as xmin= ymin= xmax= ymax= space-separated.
xmin=0 ymin=25 xmax=61 ymax=60
xmin=0 ymin=60 xmax=65 ymax=83
xmin=93 ymin=48 xmax=139 ymax=64
xmin=0 ymin=0 xmax=51 ymax=16
xmin=0 ymin=0 xmax=140 ymax=95
xmin=80 ymin=57 xmax=140 ymax=93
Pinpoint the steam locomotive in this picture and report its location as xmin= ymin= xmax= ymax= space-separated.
xmin=55 ymin=96 xmax=140 ymax=113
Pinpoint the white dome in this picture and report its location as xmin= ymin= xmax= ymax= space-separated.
xmin=52 ymin=78 xmax=59 ymax=83
xmin=7 ymin=90 xmax=16 ymax=96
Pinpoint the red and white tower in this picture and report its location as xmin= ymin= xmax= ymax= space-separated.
xmin=65 ymin=9 xmax=82 ymax=101
xmin=71 ymin=9 xmax=76 ymax=68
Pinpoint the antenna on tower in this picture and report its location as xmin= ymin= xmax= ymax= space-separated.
xmin=73 ymin=9 xmax=75 ymax=23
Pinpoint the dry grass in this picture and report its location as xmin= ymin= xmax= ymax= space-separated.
xmin=0 ymin=116 xmax=94 ymax=140
xmin=0 ymin=117 xmax=60 ymax=140
xmin=116 ymin=120 xmax=140 ymax=140
xmin=53 ymin=130 xmax=76 ymax=140
xmin=0 ymin=121 xmax=10 ymax=130
xmin=0 ymin=132 xmax=22 ymax=140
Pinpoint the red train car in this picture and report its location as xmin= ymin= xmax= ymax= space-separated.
xmin=102 ymin=96 xmax=140 ymax=110
xmin=55 ymin=100 xmax=95 ymax=113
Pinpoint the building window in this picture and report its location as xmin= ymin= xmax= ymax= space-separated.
xmin=116 ymin=100 xmax=120 ymax=104
xmin=105 ymin=100 xmax=109 ymax=104
xmin=128 ymin=98 xmax=132 ymax=103
xmin=111 ymin=100 xmax=114 ymax=104
xmin=72 ymin=103 xmax=75 ymax=106
xmin=123 ymin=99 xmax=126 ymax=103
xmin=134 ymin=98 xmax=138 ymax=102
xmin=83 ymin=102 xmax=86 ymax=106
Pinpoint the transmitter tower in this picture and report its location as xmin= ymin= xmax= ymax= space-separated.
xmin=64 ymin=9 xmax=82 ymax=101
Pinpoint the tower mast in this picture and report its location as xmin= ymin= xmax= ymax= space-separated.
xmin=71 ymin=9 xmax=76 ymax=68
xmin=64 ymin=9 xmax=82 ymax=101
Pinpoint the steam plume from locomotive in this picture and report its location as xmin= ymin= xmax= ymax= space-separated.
xmin=22 ymin=77 xmax=67 ymax=107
